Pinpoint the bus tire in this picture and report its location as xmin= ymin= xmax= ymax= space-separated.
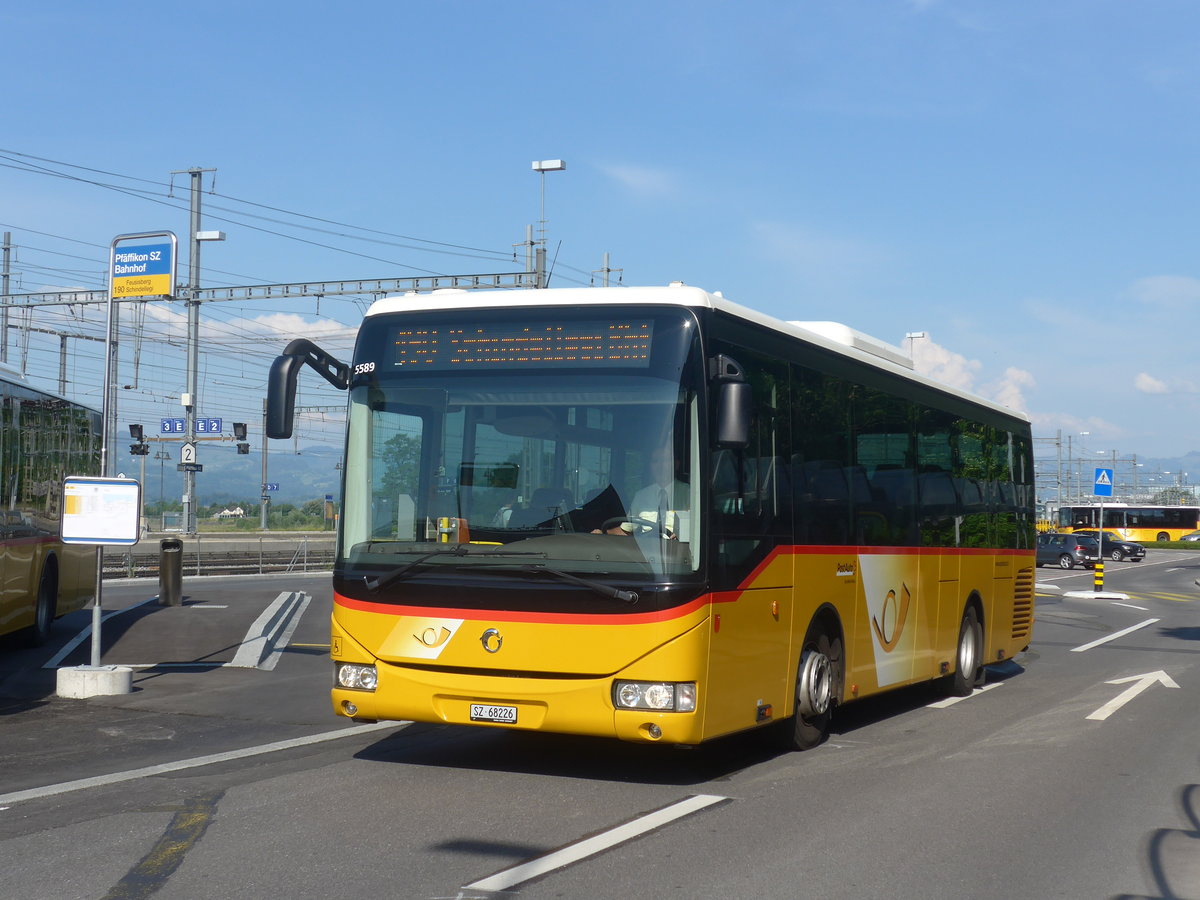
xmin=26 ymin=561 xmax=57 ymax=647
xmin=1157 ymin=532 xmax=1169 ymax=542
xmin=785 ymin=621 xmax=842 ymax=751
xmin=948 ymin=606 xmax=982 ymax=698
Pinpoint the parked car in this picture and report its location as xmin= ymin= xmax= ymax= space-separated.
xmin=1071 ymin=529 xmax=1146 ymax=562
xmin=1036 ymin=532 xmax=1100 ymax=569
xmin=1179 ymin=531 xmax=1200 ymax=542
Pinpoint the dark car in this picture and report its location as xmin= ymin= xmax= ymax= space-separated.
xmin=1072 ymin=529 xmax=1145 ymax=562
xmin=1036 ymin=532 xmax=1100 ymax=569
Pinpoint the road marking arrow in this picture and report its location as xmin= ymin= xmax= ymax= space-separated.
xmin=1086 ymin=670 xmax=1181 ymax=721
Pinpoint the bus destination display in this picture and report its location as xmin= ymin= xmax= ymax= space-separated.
xmin=389 ymin=320 xmax=654 ymax=370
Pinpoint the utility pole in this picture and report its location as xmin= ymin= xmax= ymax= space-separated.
xmin=593 ymin=252 xmax=622 ymax=287
xmin=1 ymin=231 xmax=10 ymax=364
xmin=175 ymin=166 xmax=220 ymax=534
xmin=261 ymin=398 xmax=270 ymax=530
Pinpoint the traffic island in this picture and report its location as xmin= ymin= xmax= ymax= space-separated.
xmin=56 ymin=665 xmax=134 ymax=698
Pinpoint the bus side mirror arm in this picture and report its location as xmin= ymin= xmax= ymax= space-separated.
xmin=710 ymin=354 xmax=751 ymax=449
xmin=266 ymin=339 xmax=350 ymax=440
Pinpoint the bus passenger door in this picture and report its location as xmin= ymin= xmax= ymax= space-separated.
xmin=704 ymin=349 xmax=793 ymax=738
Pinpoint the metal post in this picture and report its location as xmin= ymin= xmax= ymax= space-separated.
xmin=91 ymin=264 xmax=120 ymax=667
xmin=183 ymin=169 xmax=202 ymax=535
xmin=1 ymin=231 xmax=10 ymax=364
xmin=58 ymin=334 xmax=68 ymax=394
xmin=261 ymin=397 xmax=270 ymax=530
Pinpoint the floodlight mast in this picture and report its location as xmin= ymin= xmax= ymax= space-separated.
xmin=531 ymin=159 xmax=566 ymax=287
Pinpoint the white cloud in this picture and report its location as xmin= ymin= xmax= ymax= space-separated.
xmin=140 ymin=303 xmax=354 ymax=345
xmin=599 ymin=163 xmax=680 ymax=198
xmin=910 ymin=336 xmax=981 ymax=391
xmin=983 ymin=366 xmax=1036 ymax=413
xmin=910 ymin=337 xmax=1033 ymax=412
xmin=1028 ymin=412 xmax=1126 ymax=442
xmin=753 ymin=221 xmax=888 ymax=278
xmin=1128 ymin=275 xmax=1200 ymax=309
xmin=1135 ymin=372 xmax=1169 ymax=394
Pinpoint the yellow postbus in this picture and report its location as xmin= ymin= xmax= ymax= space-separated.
xmin=268 ymin=285 xmax=1035 ymax=749
xmin=1056 ymin=504 xmax=1199 ymax=543
xmin=0 ymin=368 xmax=101 ymax=644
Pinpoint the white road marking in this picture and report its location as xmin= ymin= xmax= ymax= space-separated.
xmin=1111 ymin=602 xmax=1150 ymax=611
xmin=1070 ymin=618 xmax=1160 ymax=653
xmin=926 ymin=682 xmax=1002 ymax=708
xmin=0 ymin=721 xmax=399 ymax=806
xmin=1086 ymin=670 xmax=1180 ymax=721
xmin=229 ymin=591 xmax=306 ymax=669
xmin=42 ymin=597 xmax=159 ymax=669
xmin=463 ymin=794 xmax=728 ymax=893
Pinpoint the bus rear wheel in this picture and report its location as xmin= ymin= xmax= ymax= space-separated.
xmin=947 ymin=607 xmax=982 ymax=697
xmin=785 ymin=626 xmax=842 ymax=751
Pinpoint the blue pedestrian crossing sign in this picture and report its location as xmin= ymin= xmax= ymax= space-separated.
xmin=1093 ymin=467 xmax=1114 ymax=497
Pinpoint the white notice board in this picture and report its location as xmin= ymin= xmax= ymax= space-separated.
xmin=61 ymin=476 xmax=142 ymax=545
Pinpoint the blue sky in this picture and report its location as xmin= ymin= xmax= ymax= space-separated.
xmin=4 ymin=1 xmax=1200 ymax=487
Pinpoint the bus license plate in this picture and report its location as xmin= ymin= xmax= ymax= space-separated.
xmin=470 ymin=703 xmax=518 ymax=724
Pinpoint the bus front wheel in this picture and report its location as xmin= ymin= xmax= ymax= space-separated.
xmin=26 ymin=562 xmax=57 ymax=647
xmin=785 ymin=625 xmax=842 ymax=751
xmin=947 ymin=607 xmax=982 ymax=697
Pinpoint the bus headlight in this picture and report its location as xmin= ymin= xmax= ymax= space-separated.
xmin=336 ymin=663 xmax=378 ymax=692
xmin=613 ymin=681 xmax=696 ymax=712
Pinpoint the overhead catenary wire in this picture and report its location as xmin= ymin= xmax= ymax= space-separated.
xmin=0 ymin=146 xmax=609 ymax=460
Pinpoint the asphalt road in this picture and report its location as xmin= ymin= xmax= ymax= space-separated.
xmin=1 ymin=555 xmax=1197 ymax=900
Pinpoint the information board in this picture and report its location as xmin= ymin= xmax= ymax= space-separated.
xmin=61 ymin=477 xmax=142 ymax=545
xmin=110 ymin=238 xmax=175 ymax=298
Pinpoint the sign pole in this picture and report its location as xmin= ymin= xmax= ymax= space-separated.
xmin=81 ymin=233 xmax=176 ymax=673
xmin=1093 ymin=467 xmax=1114 ymax=593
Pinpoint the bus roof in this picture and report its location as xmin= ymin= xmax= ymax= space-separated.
xmin=364 ymin=283 xmax=1030 ymax=424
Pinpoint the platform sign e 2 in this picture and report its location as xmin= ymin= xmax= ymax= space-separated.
xmin=110 ymin=233 xmax=176 ymax=298
xmin=61 ymin=476 xmax=142 ymax=545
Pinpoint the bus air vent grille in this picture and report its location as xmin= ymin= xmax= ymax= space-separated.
xmin=1011 ymin=567 xmax=1034 ymax=640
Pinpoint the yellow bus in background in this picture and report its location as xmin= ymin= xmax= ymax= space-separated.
xmin=0 ymin=368 xmax=101 ymax=644
xmin=1056 ymin=504 xmax=1200 ymax=543
xmin=268 ymin=285 xmax=1036 ymax=750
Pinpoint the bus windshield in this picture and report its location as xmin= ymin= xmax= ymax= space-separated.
xmin=337 ymin=308 xmax=705 ymax=605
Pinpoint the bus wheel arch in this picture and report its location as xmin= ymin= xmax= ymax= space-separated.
xmin=1157 ymin=532 xmax=1170 ymax=542
xmin=947 ymin=595 xmax=984 ymax=698
xmin=26 ymin=554 xmax=59 ymax=647
xmin=785 ymin=606 xmax=844 ymax=751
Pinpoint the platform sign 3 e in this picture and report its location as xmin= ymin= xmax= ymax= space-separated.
xmin=1094 ymin=467 xmax=1114 ymax=498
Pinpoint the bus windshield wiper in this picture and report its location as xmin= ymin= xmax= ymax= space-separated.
xmin=513 ymin=564 xmax=638 ymax=604
xmin=363 ymin=547 xmax=546 ymax=592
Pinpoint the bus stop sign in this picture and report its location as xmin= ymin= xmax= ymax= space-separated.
xmin=1094 ymin=467 xmax=1114 ymax=497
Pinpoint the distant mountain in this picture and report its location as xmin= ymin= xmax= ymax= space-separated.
xmin=121 ymin=443 xmax=342 ymax=507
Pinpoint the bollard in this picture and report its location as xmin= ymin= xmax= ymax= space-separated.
xmin=159 ymin=538 xmax=183 ymax=606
